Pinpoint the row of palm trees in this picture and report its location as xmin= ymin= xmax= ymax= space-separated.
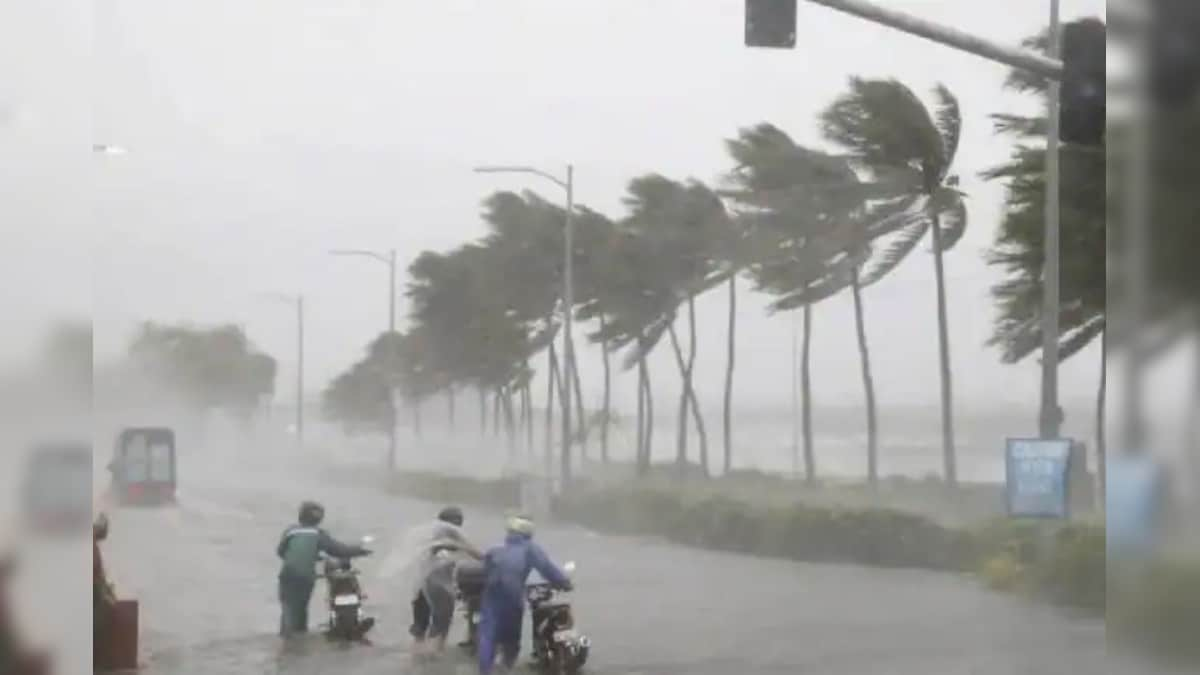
xmin=323 ymin=75 xmax=976 ymax=487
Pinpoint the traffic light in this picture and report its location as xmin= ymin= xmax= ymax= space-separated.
xmin=745 ymin=0 xmax=797 ymax=49
xmin=1060 ymin=18 xmax=1106 ymax=146
xmin=1150 ymin=0 xmax=1200 ymax=107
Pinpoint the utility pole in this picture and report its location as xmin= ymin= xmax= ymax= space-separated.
xmin=296 ymin=295 xmax=305 ymax=447
xmin=473 ymin=164 xmax=576 ymax=490
xmin=561 ymin=165 xmax=576 ymax=490
xmin=330 ymin=248 xmax=400 ymax=470
xmin=258 ymin=292 xmax=305 ymax=448
xmin=1040 ymin=0 xmax=1063 ymax=440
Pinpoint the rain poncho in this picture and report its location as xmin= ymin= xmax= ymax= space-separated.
xmin=478 ymin=532 xmax=570 ymax=674
xmin=378 ymin=520 xmax=479 ymax=599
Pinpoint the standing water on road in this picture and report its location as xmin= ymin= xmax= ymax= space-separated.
xmin=89 ymin=439 xmax=1123 ymax=675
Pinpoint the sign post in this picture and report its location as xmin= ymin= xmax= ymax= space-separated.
xmin=1006 ymin=437 xmax=1073 ymax=519
xmin=1006 ymin=437 xmax=1073 ymax=569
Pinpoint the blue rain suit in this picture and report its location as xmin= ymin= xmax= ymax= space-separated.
xmin=477 ymin=533 xmax=570 ymax=674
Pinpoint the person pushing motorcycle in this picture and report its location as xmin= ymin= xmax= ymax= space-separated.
xmin=276 ymin=501 xmax=372 ymax=637
xmin=409 ymin=505 xmax=483 ymax=655
xmin=477 ymin=513 xmax=571 ymax=674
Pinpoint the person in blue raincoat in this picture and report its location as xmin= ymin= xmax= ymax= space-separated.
xmin=477 ymin=514 xmax=571 ymax=674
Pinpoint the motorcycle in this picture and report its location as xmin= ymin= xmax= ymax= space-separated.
xmin=527 ymin=561 xmax=590 ymax=674
xmin=321 ymin=535 xmax=376 ymax=642
xmin=454 ymin=559 xmax=486 ymax=653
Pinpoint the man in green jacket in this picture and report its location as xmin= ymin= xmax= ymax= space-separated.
xmin=276 ymin=501 xmax=371 ymax=637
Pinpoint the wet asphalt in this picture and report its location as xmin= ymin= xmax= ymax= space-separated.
xmin=7 ymin=438 xmax=1143 ymax=674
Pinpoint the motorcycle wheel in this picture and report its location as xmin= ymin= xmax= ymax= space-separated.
xmin=547 ymin=644 xmax=580 ymax=675
xmin=331 ymin=607 xmax=358 ymax=641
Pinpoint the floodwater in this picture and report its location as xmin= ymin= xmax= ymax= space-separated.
xmin=12 ymin=436 xmax=1118 ymax=675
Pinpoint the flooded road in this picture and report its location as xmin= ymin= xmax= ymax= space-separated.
xmin=89 ymin=443 xmax=1122 ymax=675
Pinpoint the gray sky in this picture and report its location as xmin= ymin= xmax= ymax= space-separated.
xmin=2 ymin=0 xmax=1105 ymax=424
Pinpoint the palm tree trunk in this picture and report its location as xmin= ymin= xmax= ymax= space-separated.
xmin=413 ymin=399 xmax=423 ymax=439
xmin=851 ymin=269 xmax=879 ymax=487
xmin=636 ymin=334 xmax=647 ymax=473
xmin=1096 ymin=329 xmax=1107 ymax=506
xmin=723 ymin=275 xmax=736 ymax=476
xmin=569 ymin=348 xmax=587 ymax=465
xmin=802 ymin=302 xmax=816 ymax=484
xmin=637 ymin=333 xmax=655 ymax=475
xmin=447 ymin=387 xmax=456 ymax=435
xmin=524 ymin=382 xmax=535 ymax=463
xmin=667 ymin=320 xmax=690 ymax=478
xmin=929 ymin=211 xmax=958 ymax=486
xmin=600 ymin=316 xmax=612 ymax=464
xmin=637 ymin=353 xmax=646 ymax=469
xmin=479 ymin=387 xmax=487 ymax=437
xmin=686 ymin=296 xmax=710 ymax=478
xmin=493 ymin=388 xmax=503 ymax=437
xmin=503 ymin=386 xmax=516 ymax=458
xmin=545 ymin=342 xmax=560 ymax=477
xmin=791 ymin=309 xmax=800 ymax=479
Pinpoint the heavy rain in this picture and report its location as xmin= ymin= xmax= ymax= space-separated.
xmin=2 ymin=1 xmax=1200 ymax=674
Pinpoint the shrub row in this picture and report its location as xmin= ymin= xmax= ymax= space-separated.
xmin=972 ymin=519 xmax=1106 ymax=612
xmin=385 ymin=471 xmax=522 ymax=511
xmin=383 ymin=471 xmax=1105 ymax=613
xmin=553 ymin=487 xmax=976 ymax=571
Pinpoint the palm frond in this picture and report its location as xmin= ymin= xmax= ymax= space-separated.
xmin=990 ymin=113 xmax=1047 ymax=139
xmin=930 ymin=188 xmax=969 ymax=252
xmin=819 ymin=77 xmax=944 ymax=180
xmin=932 ymin=83 xmax=961 ymax=174
xmin=860 ymin=220 xmax=929 ymax=287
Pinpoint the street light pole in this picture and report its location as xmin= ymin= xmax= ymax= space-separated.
xmin=260 ymin=292 xmax=305 ymax=448
xmin=296 ymin=295 xmax=305 ymax=446
xmin=561 ymin=165 xmax=575 ymax=490
xmin=1040 ymin=0 xmax=1062 ymax=440
xmin=330 ymin=248 xmax=400 ymax=470
xmin=473 ymin=164 xmax=575 ymax=489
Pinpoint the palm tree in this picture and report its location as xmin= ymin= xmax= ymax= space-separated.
xmin=820 ymin=78 xmax=970 ymax=486
xmin=586 ymin=224 xmax=677 ymax=476
xmin=619 ymin=175 xmax=732 ymax=477
xmin=723 ymin=123 xmax=919 ymax=484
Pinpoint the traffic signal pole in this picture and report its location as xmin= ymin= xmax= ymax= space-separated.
xmin=800 ymin=0 xmax=1063 ymax=80
xmin=1040 ymin=0 xmax=1063 ymax=440
xmin=796 ymin=0 xmax=1069 ymax=442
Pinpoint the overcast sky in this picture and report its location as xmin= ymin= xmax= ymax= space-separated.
xmin=2 ymin=0 xmax=1107 ymax=428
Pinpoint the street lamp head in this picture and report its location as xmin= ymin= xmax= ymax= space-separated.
xmin=92 ymin=143 xmax=128 ymax=156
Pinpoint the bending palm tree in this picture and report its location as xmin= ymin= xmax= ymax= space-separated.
xmin=821 ymin=78 xmax=969 ymax=486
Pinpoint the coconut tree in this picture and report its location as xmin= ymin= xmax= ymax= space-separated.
xmin=572 ymin=206 xmax=621 ymax=463
xmin=723 ymin=122 xmax=923 ymax=484
xmin=586 ymin=223 xmax=679 ymax=475
xmin=619 ymin=175 xmax=732 ymax=477
xmin=820 ymin=78 xmax=970 ymax=486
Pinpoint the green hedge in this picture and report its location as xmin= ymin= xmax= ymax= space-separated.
xmin=554 ymin=488 xmax=975 ymax=571
xmin=383 ymin=472 xmax=1104 ymax=612
xmin=972 ymin=519 xmax=1106 ymax=612
xmin=385 ymin=471 xmax=522 ymax=510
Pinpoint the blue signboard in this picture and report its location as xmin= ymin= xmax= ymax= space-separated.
xmin=1005 ymin=438 xmax=1072 ymax=519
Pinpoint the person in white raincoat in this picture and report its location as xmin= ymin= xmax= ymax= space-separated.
xmin=395 ymin=506 xmax=482 ymax=654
